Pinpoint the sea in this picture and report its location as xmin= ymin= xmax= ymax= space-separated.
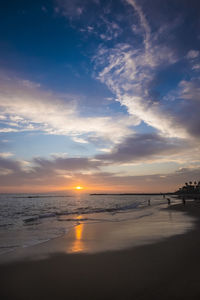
xmin=0 ymin=193 xmax=195 ymax=256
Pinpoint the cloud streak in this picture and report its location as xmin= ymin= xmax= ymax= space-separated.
xmin=0 ymin=73 xmax=139 ymax=144
xmin=0 ymin=155 xmax=200 ymax=192
xmin=96 ymin=133 xmax=188 ymax=163
xmin=94 ymin=0 xmax=199 ymax=141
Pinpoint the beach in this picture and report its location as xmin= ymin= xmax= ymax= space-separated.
xmin=1 ymin=200 xmax=200 ymax=300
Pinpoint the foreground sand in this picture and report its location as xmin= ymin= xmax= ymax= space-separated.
xmin=1 ymin=201 xmax=200 ymax=300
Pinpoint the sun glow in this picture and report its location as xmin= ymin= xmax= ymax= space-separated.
xmin=75 ymin=186 xmax=83 ymax=190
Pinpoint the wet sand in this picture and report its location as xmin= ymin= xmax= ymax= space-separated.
xmin=1 ymin=201 xmax=200 ymax=300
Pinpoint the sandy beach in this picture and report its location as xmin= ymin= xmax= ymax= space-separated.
xmin=1 ymin=201 xmax=200 ymax=300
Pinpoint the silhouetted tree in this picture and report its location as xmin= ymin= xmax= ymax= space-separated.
xmin=176 ymin=180 xmax=200 ymax=195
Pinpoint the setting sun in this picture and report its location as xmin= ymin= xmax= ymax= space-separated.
xmin=75 ymin=186 xmax=83 ymax=190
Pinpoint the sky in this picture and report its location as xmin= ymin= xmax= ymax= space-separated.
xmin=0 ymin=0 xmax=200 ymax=193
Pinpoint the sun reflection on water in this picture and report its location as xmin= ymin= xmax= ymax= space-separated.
xmin=71 ymin=221 xmax=85 ymax=253
xmin=76 ymin=223 xmax=83 ymax=240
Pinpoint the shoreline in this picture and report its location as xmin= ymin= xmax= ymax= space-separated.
xmin=1 ymin=200 xmax=200 ymax=299
xmin=0 ymin=200 xmax=194 ymax=263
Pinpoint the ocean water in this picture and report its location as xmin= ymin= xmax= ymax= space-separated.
xmin=0 ymin=193 xmax=195 ymax=255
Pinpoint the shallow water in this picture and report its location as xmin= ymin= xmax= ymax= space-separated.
xmin=0 ymin=193 xmax=195 ymax=255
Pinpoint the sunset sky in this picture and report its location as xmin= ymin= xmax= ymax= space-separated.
xmin=0 ymin=0 xmax=200 ymax=193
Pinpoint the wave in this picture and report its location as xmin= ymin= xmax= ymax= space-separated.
xmin=23 ymin=201 xmax=144 ymax=223
xmin=0 ymin=223 xmax=13 ymax=228
xmin=13 ymin=195 xmax=71 ymax=199
xmin=23 ymin=216 xmax=40 ymax=223
xmin=58 ymin=217 xmax=90 ymax=222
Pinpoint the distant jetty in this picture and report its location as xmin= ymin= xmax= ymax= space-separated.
xmin=90 ymin=181 xmax=200 ymax=198
xmin=90 ymin=193 xmax=174 ymax=196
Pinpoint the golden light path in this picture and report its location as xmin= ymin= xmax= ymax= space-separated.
xmin=71 ymin=216 xmax=85 ymax=253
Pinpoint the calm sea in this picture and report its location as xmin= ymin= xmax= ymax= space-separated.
xmin=0 ymin=193 xmax=194 ymax=255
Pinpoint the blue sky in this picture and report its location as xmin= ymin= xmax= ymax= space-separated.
xmin=0 ymin=0 xmax=200 ymax=192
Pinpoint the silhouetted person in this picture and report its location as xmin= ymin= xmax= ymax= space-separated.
xmin=182 ymin=197 xmax=186 ymax=206
xmin=167 ymin=198 xmax=171 ymax=205
xmin=148 ymin=199 xmax=151 ymax=206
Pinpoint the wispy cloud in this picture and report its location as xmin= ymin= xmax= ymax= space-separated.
xmin=0 ymin=152 xmax=14 ymax=158
xmin=93 ymin=0 xmax=200 ymax=140
xmin=95 ymin=43 xmax=183 ymax=138
xmin=0 ymin=73 xmax=139 ymax=144
xmin=186 ymin=50 xmax=199 ymax=59
xmin=126 ymin=0 xmax=151 ymax=51
xmin=55 ymin=0 xmax=85 ymax=18
xmin=55 ymin=0 xmax=123 ymax=41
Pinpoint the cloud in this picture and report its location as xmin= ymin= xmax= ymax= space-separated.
xmin=55 ymin=0 xmax=101 ymax=20
xmin=126 ymin=0 xmax=151 ymax=51
xmin=55 ymin=0 xmax=85 ymax=17
xmin=0 ymin=154 xmax=200 ymax=192
xmin=0 ymin=155 xmax=103 ymax=190
xmin=186 ymin=50 xmax=199 ymax=59
xmin=0 ymin=152 xmax=13 ymax=158
xmin=0 ymin=128 xmax=20 ymax=133
xmin=72 ymin=137 xmax=89 ymax=144
xmin=171 ymin=79 xmax=200 ymax=138
xmin=86 ymin=167 xmax=200 ymax=191
xmin=0 ymin=157 xmax=21 ymax=174
xmin=93 ymin=0 xmax=200 ymax=142
xmin=178 ymin=79 xmax=200 ymax=102
xmin=50 ymin=1 xmax=200 ymax=144
xmin=33 ymin=156 xmax=101 ymax=172
xmin=96 ymin=133 xmax=189 ymax=163
xmin=55 ymin=0 xmax=123 ymax=41
xmin=0 ymin=73 xmax=139 ymax=144
xmin=192 ymin=64 xmax=200 ymax=71
xmin=95 ymin=42 xmax=185 ymax=138
xmin=98 ymin=18 xmax=122 ymax=41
